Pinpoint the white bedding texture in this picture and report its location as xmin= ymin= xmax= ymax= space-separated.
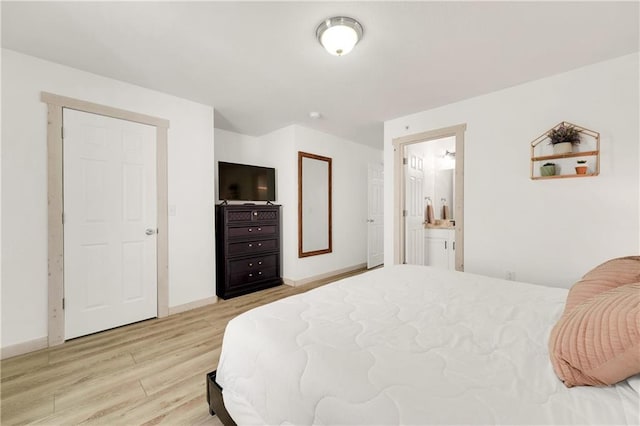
xmin=216 ymin=265 xmax=640 ymax=425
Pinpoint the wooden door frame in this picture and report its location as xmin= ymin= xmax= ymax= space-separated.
xmin=42 ymin=92 xmax=170 ymax=347
xmin=392 ymin=123 xmax=466 ymax=270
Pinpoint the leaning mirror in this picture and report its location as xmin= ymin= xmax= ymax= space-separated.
xmin=298 ymin=152 xmax=332 ymax=257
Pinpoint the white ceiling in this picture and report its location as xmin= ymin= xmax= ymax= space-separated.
xmin=2 ymin=1 xmax=638 ymax=149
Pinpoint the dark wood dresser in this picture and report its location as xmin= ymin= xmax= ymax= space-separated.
xmin=215 ymin=204 xmax=282 ymax=299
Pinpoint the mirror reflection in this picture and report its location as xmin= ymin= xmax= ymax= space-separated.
xmin=407 ymin=137 xmax=456 ymax=226
xmin=298 ymin=152 xmax=332 ymax=257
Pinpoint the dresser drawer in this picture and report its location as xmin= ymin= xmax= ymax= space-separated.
xmin=228 ymin=225 xmax=276 ymax=239
xmin=228 ymin=254 xmax=277 ymax=275
xmin=228 ymin=239 xmax=278 ymax=256
xmin=225 ymin=208 xmax=279 ymax=223
xmin=229 ymin=267 xmax=278 ymax=287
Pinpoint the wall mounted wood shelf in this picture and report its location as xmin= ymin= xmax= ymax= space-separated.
xmin=530 ymin=122 xmax=600 ymax=180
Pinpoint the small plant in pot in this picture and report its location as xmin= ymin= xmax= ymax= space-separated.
xmin=540 ymin=162 xmax=556 ymax=177
xmin=548 ymin=124 xmax=581 ymax=155
xmin=575 ymin=159 xmax=588 ymax=175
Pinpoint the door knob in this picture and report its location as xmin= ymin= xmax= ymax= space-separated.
xmin=145 ymin=228 xmax=156 ymax=235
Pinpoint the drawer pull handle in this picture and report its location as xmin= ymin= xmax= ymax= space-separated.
xmin=258 ymin=261 xmax=262 ymax=265
xmin=248 ymin=244 xmax=253 ymax=247
xmin=249 ymin=263 xmax=253 ymax=267
xmin=249 ymin=273 xmax=253 ymax=277
xmin=258 ymin=271 xmax=262 ymax=275
xmin=258 ymin=243 xmax=262 ymax=247
xmin=253 ymin=212 xmax=258 ymax=216
xmin=248 ymin=228 xmax=253 ymax=232
xmin=257 ymin=227 xmax=262 ymax=231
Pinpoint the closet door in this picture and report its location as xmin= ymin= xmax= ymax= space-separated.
xmin=63 ymin=109 xmax=157 ymax=339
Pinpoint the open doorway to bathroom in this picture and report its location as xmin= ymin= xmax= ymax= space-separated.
xmin=404 ymin=137 xmax=456 ymax=268
xmin=393 ymin=124 xmax=466 ymax=271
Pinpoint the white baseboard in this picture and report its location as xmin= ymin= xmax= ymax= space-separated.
xmin=168 ymin=296 xmax=217 ymax=316
xmin=285 ymin=263 xmax=367 ymax=287
xmin=1 ymin=337 xmax=48 ymax=360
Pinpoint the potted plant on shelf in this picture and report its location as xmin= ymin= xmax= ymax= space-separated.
xmin=575 ymin=160 xmax=588 ymax=175
xmin=540 ymin=162 xmax=556 ymax=177
xmin=548 ymin=124 xmax=581 ymax=154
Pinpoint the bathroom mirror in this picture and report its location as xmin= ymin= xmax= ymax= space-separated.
xmin=298 ymin=151 xmax=332 ymax=257
xmin=434 ymin=169 xmax=455 ymax=220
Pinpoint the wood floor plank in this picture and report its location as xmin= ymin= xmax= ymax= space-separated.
xmin=130 ymin=320 xmax=217 ymax=364
xmin=0 ymin=394 xmax=54 ymax=425
xmin=141 ymin=395 xmax=217 ymax=426
xmin=0 ymin=350 xmax=49 ymax=381
xmin=47 ymin=315 xmax=208 ymax=365
xmin=1 ymin=351 xmax=136 ymax=401
xmin=53 ymin=372 xmax=146 ymax=412
xmin=31 ymin=380 xmax=147 ymax=425
xmin=140 ymin=348 xmax=220 ymax=396
xmin=101 ymin=373 xmax=210 ymax=425
xmin=53 ymin=342 xmax=214 ymax=411
xmin=0 ymin=269 xmax=365 ymax=424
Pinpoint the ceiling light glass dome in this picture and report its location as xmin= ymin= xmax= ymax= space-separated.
xmin=316 ymin=16 xmax=363 ymax=56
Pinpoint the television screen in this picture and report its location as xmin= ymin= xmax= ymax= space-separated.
xmin=218 ymin=162 xmax=276 ymax=202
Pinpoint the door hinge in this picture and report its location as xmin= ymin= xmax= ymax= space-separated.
xmin=62 ymin=298 xmax=65 ymax=310
xmin=62 ymin=212 xmax=65 ymax=224
xmin=61 ymin=126 xmax=65 ymax=139
xmin=402 ymin=209 xmax=408 ymax=217
xmin=403 ymin=157 xmax=408 ymax=165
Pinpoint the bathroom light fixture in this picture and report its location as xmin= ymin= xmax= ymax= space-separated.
xmin=440 ymin=150 xmax=456 ymax=170
xmin=316 ymin=16 xmax=363 ymax=56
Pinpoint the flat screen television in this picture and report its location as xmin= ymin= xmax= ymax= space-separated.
xmin=218 ymin=161 xmax=276 ymax=202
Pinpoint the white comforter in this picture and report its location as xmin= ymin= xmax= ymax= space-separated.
xmin=216 ymin=265 xmax=640 ymax=425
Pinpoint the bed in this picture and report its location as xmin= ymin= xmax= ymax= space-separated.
xmin=211 ymin=264 xmax=640 ymax=425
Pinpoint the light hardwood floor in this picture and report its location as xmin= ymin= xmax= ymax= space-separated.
xmin=1 ymin=269 xmax=365 ymax=425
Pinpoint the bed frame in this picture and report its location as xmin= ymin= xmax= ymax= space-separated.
xmin=206 ymin=370 xmax=236 ymax=426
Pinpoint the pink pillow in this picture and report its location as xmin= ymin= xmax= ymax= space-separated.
xmin=564 ymin=256 xmax=640 ymax=314
xmin=549 ymin=282 xmax=640 ymax=387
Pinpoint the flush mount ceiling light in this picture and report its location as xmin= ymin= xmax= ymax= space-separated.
xmin=316 ymin=16 xmax=363 ymax=56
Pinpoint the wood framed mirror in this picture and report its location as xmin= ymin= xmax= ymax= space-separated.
xmin=298 ymin=151 xmax=332 ymax=258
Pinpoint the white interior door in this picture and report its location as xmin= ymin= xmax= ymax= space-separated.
xmin=367 ymin=163 xmax=384 ymax=268
xmin=63 ymin=109 xmax=157 ymax=340
xmin=404 ymin=153 xmax=425 ymax=265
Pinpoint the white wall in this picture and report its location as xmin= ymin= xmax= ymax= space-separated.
xmin=214 ymin=125 xmax=382 ymax=283
xmin=384 ymin=53 xmax=639 ymax=288
xmin=214 ymin=126 xmax=297 ymax=279
xmin=291 ymin=126 xmax=381 ymax=280
xmin=1 ymin=49 xmax=216 ymax=349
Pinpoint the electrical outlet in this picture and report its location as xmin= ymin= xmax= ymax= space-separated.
xmin=505 ymin=271 xmax=515 ymax=281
